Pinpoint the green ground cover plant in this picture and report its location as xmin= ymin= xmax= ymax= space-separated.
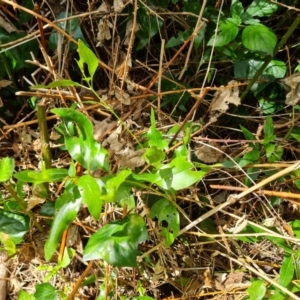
xmin=1 ymin=0 xmax=300 ymax=299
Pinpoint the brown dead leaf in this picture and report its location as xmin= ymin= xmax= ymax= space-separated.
xmin=223 ymin=272 xmax=246 ymax=291
xmin=194 ymin=142 xmax=223 ymax=163
xmin=96 ymin=19 xmax=112 ymax=47
xmin=281 ymin=74 xmax=300 ymax=105
xmin=114 ymin=0 xmax=125 ymax=12
xmin=117 ymin=148 xmax=145 ymax=169
xmin=0 ymin=80 xmax=12 ymax=89
xmin=209 ymin=80 xmax=240 ymax=122
xmin=26 ymin=196 xmax=45 ymax=211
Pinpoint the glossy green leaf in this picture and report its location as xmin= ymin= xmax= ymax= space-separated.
xmin=143 ymin=146 xmax=165 ymax=166
xmin=0 ymin=210 xmax=29 ymax=244
xmin=14 ymin=168 xmax=68 ymax=184
xmin=35 ymin=283 xmax=57 ymax=300
xmin=207 ymin=18 xmax=239 ymax=47
xmin=78 ymin=175 xmax=102 ymax=220
xmin=77 ymin=39 xmax=99 ymax=84
xmin=0 ymin=157 xmax=14 ymax=182
xmin=148 ymin=108 xmax=168 ymax=150
xmin=51 ymin=108 xmax=109 ymax=171
xmin=245 ymin=0 xmax=277 ymax=17
xmin=156 ymin=157 xmax=205 ymax=190
xmin=242 ymin=24 xmax=277 ymax=55
xmin=235 ymin=59 xmax=286 ymax=80
xmin=44 ymin=186 xmax=82 ymax=261
xmin=83 ymin=214 xmax=148 ymax=267
xmin=247 ymin=280 xmax=266 ymax=300
xmin=149 ymin=198 xmax=179 ymax=246
xmin=100 ymin=170 xmax=131 ymax=202
xmin=18 ymin=290 xmax=36 ymax=300
xmin=278 ymin=255 xmax=294 ymax=287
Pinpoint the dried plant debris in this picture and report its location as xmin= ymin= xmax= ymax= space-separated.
xmin=194 ymin=142 xmax=223 ymax=163
xmin=281 ymin=73 xmax=300 ymax=105
xmin=209 ymin=80 xmax=241 ymax=122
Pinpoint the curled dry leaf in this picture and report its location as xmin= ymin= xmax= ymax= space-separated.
xmin=194 ymin=142 xmax=223 ymax=163
xmin=209 ymin=80 xmax=240 ymax=122
xmin=96 ymin=19 xmax=112 ymax=47
xmin=281 ymin=74 xmax=300 ymax=106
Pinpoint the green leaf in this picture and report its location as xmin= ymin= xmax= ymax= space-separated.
xmin=44 ymin=186 xmax=82 ymax=261
xmin=78 ymin=175 xmax=102 ymax=220
xmin=0 ymin=28 xmax=38 ymax=71
xmin=52 ymin=108 xmax=109 ymax=171
xmin=239 ymin=149 xmax=260 ymax=167
xmin=165 ymin=30 xmax=192 ymax=49
xmin=32 ymin=80 xmax=82 ymax=89
xmin=230 ymin=0 xmax=244 ymax=20
xmin=101 ymin=170 xmax=132 ymax=202
xmin=136 ymin=6 xmax=163 ymax=50
xmin=278 ymin=255 xmax=294 ymax=287
xmin=235 ymin=59 xmax=286 ymax=80
xmin=77 ymin=39 xmax=99 ymax=84
xmin=148 ymin=108 xmax=168 ymax=150
xmin=83 ymin=214 xmax=148 ymax=267
xmin=18 ymin=290 xmax=36 ymax=300
xmin=0 ymin=157 xmax=14 ymax=182
xmin=35 ymin=283 xmax=57 ymax=300
xmin=242 ymin=24 xmax=277 ymax=55
xmin=264 ymin=116 xmax=275 ymax=143
xmin=0 ymin=210 xmax=29 ymax=244
xmin=156 ymin=157 xmax=205 ymax=190
xmin=245 ymin=0 xmax=278 ymax=17
xmin=207 ymin=18 xmax=239 ymax=47
xmin=247 ymin=280 xmax=266 ymax=300
xmin=19 ymin=0 xmax=34 ymax=22
xmin=149 ymin=198 xmax=179 ymax=246
xmin=14 ymin=168 xmax=68 ymax=184
xmin=0 ymin=232 xmax=16 ymax=257
xmin=143 ymin=146 xmax=165 ymax=166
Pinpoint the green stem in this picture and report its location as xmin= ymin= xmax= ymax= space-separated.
xmin=241 ymin=13 xmax=300 ymax=101
xmin=4 ymin=183 xmax=43 ymax=232
xmin=37 ymin=103 xmax=52 ymax=169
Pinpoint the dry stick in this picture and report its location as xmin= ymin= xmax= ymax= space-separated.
xmin=145 ymin=22 xmax=207 ymax=92
xmin=216 ymin=251 xmax=300 ymax=300
xmin=33 ymin=3 xmax=47 ymax=50
xmin=67 ymin=261 xmax=94 ymax=300
xmin=138 ymin=161 xmax=300 ymax=259
xmin=210 ymin=184 xmax=300 ymax=202
xmin=178 ymin=0 xmax=206 ymax=80
xmin=168 ymin=88 xmax=208 ymax=146
xmin=157 ymin=39 xmax=165 ymax=114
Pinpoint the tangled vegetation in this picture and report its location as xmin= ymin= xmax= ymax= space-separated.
xmin=1 ymin=0 xmax=300 ymax=299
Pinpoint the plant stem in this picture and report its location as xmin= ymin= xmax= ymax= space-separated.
xmin=37 ymin=103 xmax=52 ymax=169
xmin=240 ymin=13 xmax=300 ymax=101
